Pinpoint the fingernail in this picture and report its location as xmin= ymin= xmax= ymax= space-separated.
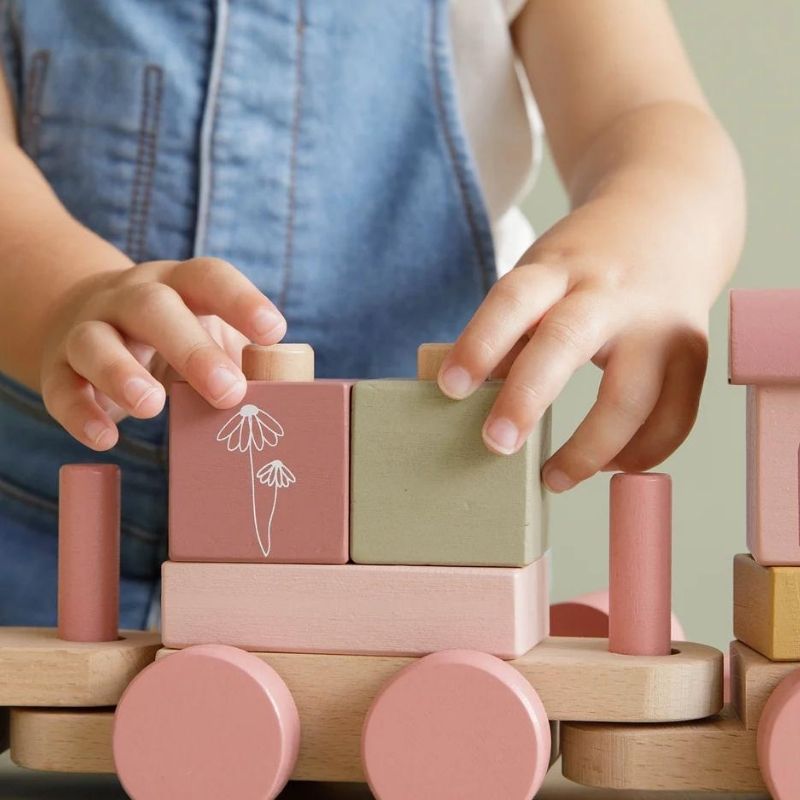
xmin=484 ymin=417 xmax=521 ymax=455
xmin=208 ymin=365 xmax=245 ymax=402
xmin=439 ymin=365 xmax=474 ymax=399
xmin=124 ymin=377 xmax=163 ymax=412
xmin=84 ymin=420 xmax=114 ymax=450
xmin=543 ymin=466 xmax=575 ymax=493
xmin=253 ymin=309 xmax=286 ymax=340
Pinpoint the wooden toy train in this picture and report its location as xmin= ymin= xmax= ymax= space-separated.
xmin=1 ymin=289 xmax=799 ymax=798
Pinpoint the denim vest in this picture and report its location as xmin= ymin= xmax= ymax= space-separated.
xmin=0 ymin=0 xmax=496 ymax=626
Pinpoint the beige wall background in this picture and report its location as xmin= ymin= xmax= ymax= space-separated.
xmin=521 ymin=0 xmax=800 ymax=650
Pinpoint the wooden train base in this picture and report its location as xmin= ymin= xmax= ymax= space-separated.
xmin=3 ymin=631 xmax=726 ymax=788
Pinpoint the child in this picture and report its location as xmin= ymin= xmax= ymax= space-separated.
xmin=0 ymin=0 xmax=745 ymax=628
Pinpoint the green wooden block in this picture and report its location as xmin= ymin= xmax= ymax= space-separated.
xmin=350 ymin=380 xmax=550 ymax=567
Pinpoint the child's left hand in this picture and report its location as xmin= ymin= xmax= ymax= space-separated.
xmin=437 ymin=208 xmax=710 ymax=493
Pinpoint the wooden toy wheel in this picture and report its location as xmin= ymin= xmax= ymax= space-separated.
xmin=362 ymin=649 xmax=551 ymax=800
xmin=113 ymin=645 xmax=299 ymax=800
xmin=757 ymin=668 xmax=800 ymax=798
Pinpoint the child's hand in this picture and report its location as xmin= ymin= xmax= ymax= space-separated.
xmin=39 ymin=258 xmax=286 ymax=451
xmin=438 ymin=217 xmax=709 ymax=493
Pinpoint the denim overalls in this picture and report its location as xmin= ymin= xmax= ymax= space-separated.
xmin=0 ymin=0 xmax=497 ymax=628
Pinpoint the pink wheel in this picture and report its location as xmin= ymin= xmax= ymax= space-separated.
xmin=757 ymin=668 xmax=800 ymax=798
xmin=550 ymin=589 xmax=686 ymax=640
xmin=113 ymin=645 xmax=299 ymax=800
xmin=362 ymin=650 xmax=550 ymax=800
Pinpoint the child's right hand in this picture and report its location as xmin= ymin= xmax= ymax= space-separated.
xmin=39 ymin=257 xmax=286 ymax=451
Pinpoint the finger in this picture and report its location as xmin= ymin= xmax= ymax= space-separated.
xmin=108 ymin=283 xmax=247 ymax=408
xmin=166 ymin=257 xmax=286 ymax=345
xmin=607 ymin=332 xmax=707 ymax=472
xmin=41 ymin=361 xmax=119 ymax=451
xmin=541 ymin=337 xmax=667 ymax=492
xmin=65 ymin=321 xmax=166 ymax=419
xmin=482 ymin=291 xmax=611 ymax=455
xmin=438 ymin=264 xmax=569 ymax=398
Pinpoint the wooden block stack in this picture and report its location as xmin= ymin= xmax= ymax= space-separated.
xmin=729 ymin=289 xmax=800 ymax=767
xmin=162 ymin=343 xmax=551 ymax=659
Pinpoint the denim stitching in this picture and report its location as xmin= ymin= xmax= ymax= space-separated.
xmin=22 ymin=49 xmax=48 ymax=160
xmin=193 ymin=0 xmax=230 ymax=257
xmin=427 ymin=3 xmax=493 ymax=294
xmin=126 ymin=64 xmax=164 ymax=263
xmin=279 ymin=0 xmax=306 ymax=311
xmin=0 ymin=379 xmax=164 ymax=461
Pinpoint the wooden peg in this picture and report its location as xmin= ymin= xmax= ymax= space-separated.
xmin=58 ymin=464 xmax=120 ymax=643
xmin=608 ymin=472 xmax=672 ymax=656
xmin=242 ymin=343 xmax=314 ymax=382
xmin=417 ymin=343 xmax=452 ymax=381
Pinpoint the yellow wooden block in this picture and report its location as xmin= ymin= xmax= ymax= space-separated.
xmin=0 ymin=628 xmax=161 ymax=707
xmin=731 ymin=639 xmax=800 ymax=729
xmin=733 ymin=553 xmax=800 ymax=660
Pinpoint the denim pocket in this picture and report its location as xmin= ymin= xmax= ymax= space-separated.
xmin=20 ymin=47 xmax=164 ymax=262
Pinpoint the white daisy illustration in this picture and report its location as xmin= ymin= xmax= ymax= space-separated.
xmin=216 ymin=404 xmax=285 ymax=557
xmin=256 ymin=460 xmax=296 ymax=556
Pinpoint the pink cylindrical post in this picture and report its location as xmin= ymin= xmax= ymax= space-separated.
xmin=608 ymin=472 xmax=672 ymax=656
xmin=58 ymin=464 xmax=120 ymax=642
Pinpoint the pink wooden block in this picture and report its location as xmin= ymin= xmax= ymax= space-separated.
xmin=169 ymin=380 xmax=349 ymax=564
xmin=729 ymin=289 xmax=800 ymax=384
xmin=58 ymin=464 xmax=120 ymax=643
xmin=113 ymin=644 xmax=300 ymax=800
xmin=550 ymin=589 xmax=685 ymax=640
xmin=746 ymin=386 xmax=800 ymax=565
xmin=362 ymin=650 xmax=551 ymax=800
xmin=161 ymin=556 xmax=550 ymax=659
xmin=757 ymin=668 xmax=800 ymax=799
xmin=608 ymin=473 xmax=672 ymax=656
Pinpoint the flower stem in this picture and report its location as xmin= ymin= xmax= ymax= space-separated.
xmin=248 ymin=447 xmax=269 ymax=558
xmin=266 ymin=484 xmax=279 ymax=557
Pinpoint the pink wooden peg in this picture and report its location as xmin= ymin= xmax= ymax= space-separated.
xmin=58 ymin=464 xmax=120 ymax=643
xmin=608 ymin=472 xmax=672 ymax=656
xmin=550 ymin=588 xmax=685 ymax=640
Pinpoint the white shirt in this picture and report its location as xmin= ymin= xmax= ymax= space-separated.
xmin=450 ymin=0 xmax=543 ymax=274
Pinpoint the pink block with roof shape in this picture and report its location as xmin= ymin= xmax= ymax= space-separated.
xmin=729 ymin=289 xmax=800 ymax=384
xmin=169 ymin=380 xmax=350 ymax=564
xmin=746 ymin=385 xmax=800 ymax=565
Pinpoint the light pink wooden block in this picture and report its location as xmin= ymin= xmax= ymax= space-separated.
xmin=746 ymin=386 xmax=800 ymax=565
xmin=362 ymin=650 xmax=551 ymax=800
xmin=729 ymin=289 xmax=800 ymax=384
xmin=757 ymin=668 xmax=800 ymax=799
xmin=169 ymin=380 xmax=350 ymax=564
xmin=58 ymin=464 xmax=120 ymax=643
xmin=609 ymin=473 xmax=672 ymax=656
xmin=550 ymin=589 xmax=685 ymax=640
xmin=113 ymin=644 xmax=299 ymax=800
xmin=161 ymin=556 xmax=550 ymax=659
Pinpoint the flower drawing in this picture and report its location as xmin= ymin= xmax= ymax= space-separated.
xmin=256 ymin=460 xmax=296 ymax=557
xmin=216 ymin=404 xmax=286 ymax=557
xmin=216 ymin=404 xmax=284 ymax=452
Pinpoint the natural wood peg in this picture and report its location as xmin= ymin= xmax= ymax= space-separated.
xmin=242 ymin=343 xmax=314 ymax=382
xmin=417 ymin=343 xmax=453 ymax=381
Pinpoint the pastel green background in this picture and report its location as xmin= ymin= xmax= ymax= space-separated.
xmin=521 ymin=1 xmax=800 ymax=650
